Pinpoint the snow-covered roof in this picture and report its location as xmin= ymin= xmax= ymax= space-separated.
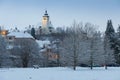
xmin=7 ymin=32 xmax=34 ymax=39
xmin=36 ymin=40 xmax=50 ymax=48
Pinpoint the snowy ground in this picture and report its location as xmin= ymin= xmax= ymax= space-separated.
xmin=0 ymin=67 xmax=120 ymax=80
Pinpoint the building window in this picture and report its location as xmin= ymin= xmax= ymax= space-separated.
xmin=9 ymin=37 xmax=12 ymax=40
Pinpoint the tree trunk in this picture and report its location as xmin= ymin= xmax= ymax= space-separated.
xmin=73 ymin=39 xmax=77 ymax=70
xmin=57 ymin=53 xmax=60 ymax=66
xmin=22 ymin=53 xmax=29 ymax=68
xmin=90 ymin=56 xmax=93 ymax=70
xmin=105 ymin=65 xmax=107 ymax=70
xmin=73 ymin=56 xmax=77 ymax=70
xmin=22 ymin=57 xmax=29 ymax=67
xmin=90 ymin=39 xmax=93 ymax=70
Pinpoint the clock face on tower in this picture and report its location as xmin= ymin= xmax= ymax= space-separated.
xmin=44 ymin=17 xmax=47 ymax=20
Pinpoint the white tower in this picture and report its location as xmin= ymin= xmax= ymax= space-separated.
xmin=42 ymin=10 xmax=49 ymax=28
xmin=41 ymin=10 xmax=54 ymax=34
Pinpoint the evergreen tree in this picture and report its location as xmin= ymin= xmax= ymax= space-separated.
xmin=114 ymin=25 xmax=120 ymax=64
xmin=117 ymin=25 xmax=120 ymax=36
xmin=104 ymin=35 xmax=115 ymax=69
xmin=31 ymin=27 xmax=36 ymax=39
xmin=105 ymin=20 xmax=116 ymax=48
xmin=104 ymin=20 xmax=117 ymax=65
xmin=105 ymin=20 xmax=115 ymax=35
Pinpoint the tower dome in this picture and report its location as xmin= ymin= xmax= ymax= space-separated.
xmin=44 ymin=10 xmax=48 ymax=16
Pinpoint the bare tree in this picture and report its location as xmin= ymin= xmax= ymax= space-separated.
xmin=89 ymin=32 xmax=104 ymax=69
xmin=60 ymin=22 xmax=82 ymax=70
xmin=0 ymin=35 xmax=11 ymax=67
xmin=14 ymin=39 xmax=40 ymax=67
xmin=60 ymin=22 xmax=105 ymax=70
xmin=84 ymin=24 xmax=108 ymax=69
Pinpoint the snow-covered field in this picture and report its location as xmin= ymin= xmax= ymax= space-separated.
xmin=0 ymin=67 xmax=120 ymax=80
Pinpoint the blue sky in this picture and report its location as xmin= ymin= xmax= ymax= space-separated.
xmin=0 ymin=0 xmax=120 ymax=31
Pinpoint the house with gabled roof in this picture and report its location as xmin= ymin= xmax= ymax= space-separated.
xmin=6 ymin=31 xmax=34 ymax=49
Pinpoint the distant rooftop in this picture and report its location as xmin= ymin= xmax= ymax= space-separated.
xmin=36 ymin=40 xmax=50 ymax=48
xmin=7 ymin=32 xmax=34 ymax=39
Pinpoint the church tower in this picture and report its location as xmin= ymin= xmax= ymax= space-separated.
xmin=41 ymin=10 xmax=54 ymax=34
xmin=42 ymin=10 xmax=49 ymax=28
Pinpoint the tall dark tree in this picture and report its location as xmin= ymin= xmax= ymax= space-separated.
xmin=105 ymin=20 xmax=116 ymax=49
xmin=105 ymin=20 xmax=115 ymax=34
xmin=105 ymin=20 xmax=115 ymax=39
xmin=104 ymin=35 xmax=115 ymax=69
xmin=114 ymin=25 xmax=120 ymax=64
xmin=105 ymin=20 xmax=117 ymax=65
xmin=31 ymin=27 xmax=36 ymax=39
xmin=117 ymin=25 xmax=120 ymax=36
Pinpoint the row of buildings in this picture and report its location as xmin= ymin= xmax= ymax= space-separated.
xmin=0 ymin=10 xmax=55 ymax=36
